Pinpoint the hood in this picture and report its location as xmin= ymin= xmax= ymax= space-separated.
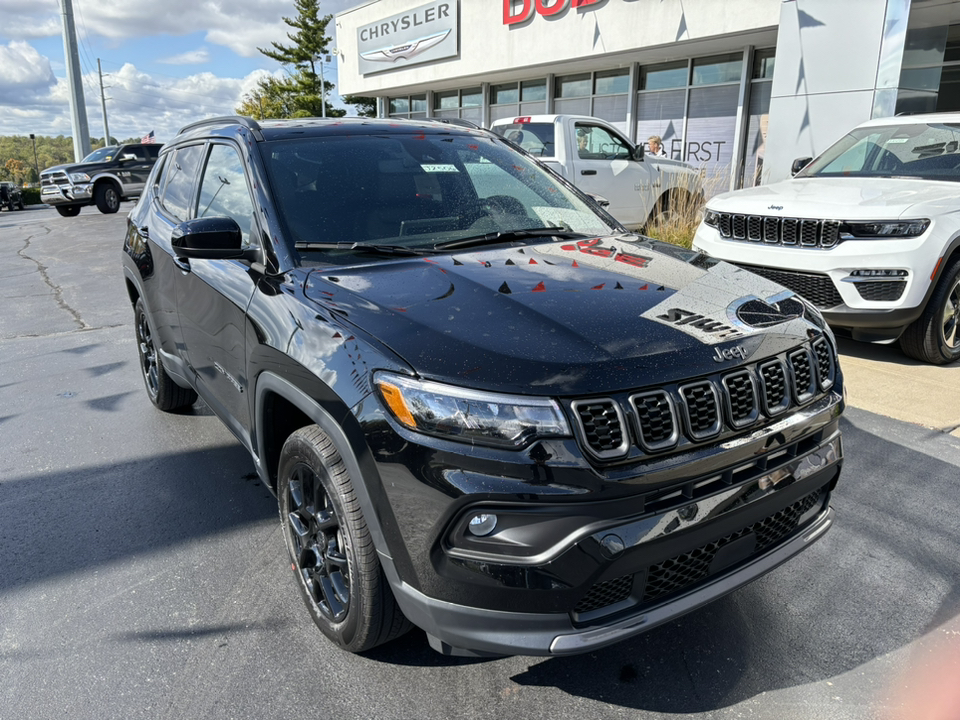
xmin=41 ymin=160 xmax=117 ymax=176
xmin=304 ymin=237 xmax=826 ymax=396
xmin=709 ymin=176 xmax=960 ymax=219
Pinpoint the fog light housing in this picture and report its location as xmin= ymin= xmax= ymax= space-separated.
xmin=468 ymin=513 xmax=498 ymax=536
xmin=849 ymin=269 xmax=908 ymax=278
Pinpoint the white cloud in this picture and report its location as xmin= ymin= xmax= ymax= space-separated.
xmin=158 ymin=48 xmax=211 ymax=65
xmin=0 ymin=41 xmax=57 ymax=101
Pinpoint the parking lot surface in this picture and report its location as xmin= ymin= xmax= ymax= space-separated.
xmin=2 ymin=205 xmax=959 ymax=720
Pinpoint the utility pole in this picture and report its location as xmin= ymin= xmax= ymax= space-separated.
xmin=98 ymin=58 xmax=110 ymax=145
xmin=59 ymin=0 xmax=91 ymax=161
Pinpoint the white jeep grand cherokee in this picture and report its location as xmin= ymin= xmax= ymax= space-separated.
xmin=692 ymin=113 xmax=960 ymax=364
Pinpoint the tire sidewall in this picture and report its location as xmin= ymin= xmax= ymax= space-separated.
xmin=278 ymin=431 xmax=365 ymax=649
xmin=932 ymin=261 xmax=960 ymax=363
xmin=96 ymin=184 xmax=121 ymax=214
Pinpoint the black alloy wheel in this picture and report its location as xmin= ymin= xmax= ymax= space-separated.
xmin=134 ymin=298 xmax=197 ymax=410
xmin=285 ymin=461 xmax=352 ymax=623
xmin=95 ymin=183 xmax=121 ymax=214
xmin=278 ymin=426 xmax=410 ymax=652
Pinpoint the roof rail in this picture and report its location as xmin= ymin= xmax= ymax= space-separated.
xmin=420 ymin=117 xmax=481 ymax=130
xmin=178 ymin=115 xmax=264 ymax=140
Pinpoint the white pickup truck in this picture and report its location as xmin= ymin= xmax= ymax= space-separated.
xmin=490 ymin=114 xmax=700 ymax=230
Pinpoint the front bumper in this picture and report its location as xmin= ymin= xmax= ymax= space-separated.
xmin=691 ymin=223 xmax=942 ymax=336
xmin=375 ymin=389 xmax=842 ymax=656
xmin=40 ymin=183 xmax=92 ymax=206
xmin=394 ymin=504 xmax=833 ymax=656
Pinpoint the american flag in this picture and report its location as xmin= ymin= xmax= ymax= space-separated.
xmin=141 ymin=130 xmax=155 ymax=144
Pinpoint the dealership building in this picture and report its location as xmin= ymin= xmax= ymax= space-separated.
xmin=335 ymin=0 xmax=960 ymax=193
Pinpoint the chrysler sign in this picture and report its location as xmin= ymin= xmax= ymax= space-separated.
xmin=357 ymin=1 xmax=459 ymax=75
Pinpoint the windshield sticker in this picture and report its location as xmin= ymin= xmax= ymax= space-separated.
xmin=885 ymin=138 xmax=909 ymax=144
xmin=421 ymin=163 xmax=459 ymax=172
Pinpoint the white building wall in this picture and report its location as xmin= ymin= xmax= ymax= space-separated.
xmin=335 ymin=0 xmax=781 ymax=96
xmin=764 ymin=0 xmax=907 ymax=183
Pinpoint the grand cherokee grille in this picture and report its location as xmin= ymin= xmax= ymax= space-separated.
xmin=571 ymin=340 xmax=837 ymax=461
xmin=717 ymin=213 xmax=840 ymax=248
xmin=734 ymin=264 xmax=844 ymax=309
xmin=574 ymin=575 xmax=633 ymax=615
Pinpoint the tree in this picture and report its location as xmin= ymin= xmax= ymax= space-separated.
xmin=342 ymin=95 xmax=378 ymax=118
xmin=244 ymin=0 xmax=344 ymax=119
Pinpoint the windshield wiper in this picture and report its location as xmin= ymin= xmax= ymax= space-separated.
xmin=294 ymin=241 xmax=440 ymax=256
xmin=434 ymin=227 xmax=590 ymax=251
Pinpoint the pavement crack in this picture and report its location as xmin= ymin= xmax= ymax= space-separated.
xmin=17 ymin=229 xmax=92 ymax=331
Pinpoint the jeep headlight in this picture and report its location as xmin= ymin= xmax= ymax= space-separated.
xmin=703 ymin=209 xmax=720 ymax=228
xmin=374 ymin=372 xmax=570 ymax=448
xmin=69 ymin=172 xmax=91 ymax=183
xmin=841 ymin=219 xmax=929 ymax=238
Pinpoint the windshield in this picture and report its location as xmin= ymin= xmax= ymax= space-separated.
xmin=798 ymin=122 xmax=960 ymax=181
xmin=82 ymin=146 xmax=118 ymax=163
xmin=263 ymin=132 xmax=613 ymax=260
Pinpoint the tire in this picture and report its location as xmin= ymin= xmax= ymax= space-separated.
xmin=134 ymin=298 xmax=197 ymax=410
xmin=278 ymin=426 xmax=410 ymax=653
xmin=95 ymin=183 xmax=121 ymax=214
xmin=56 ymin=205 xmax=82 ymax=217
xmin=900 ymin=257 xmax=960 ymax=364
xmin=17 ymin=196 xmax=25 ymax=210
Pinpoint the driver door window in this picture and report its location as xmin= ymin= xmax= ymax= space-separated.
xmin=197 ymin=144 xmax=257 ymax=246
xmin=575 ymin=124 xmax=632 ymax=160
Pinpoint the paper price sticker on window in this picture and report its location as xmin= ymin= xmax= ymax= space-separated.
xmin=421 ymin=164 xmax=459 ymax=173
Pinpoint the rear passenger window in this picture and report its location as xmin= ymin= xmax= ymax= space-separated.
xmin=159 ymin=145 xmax=204 ymax=221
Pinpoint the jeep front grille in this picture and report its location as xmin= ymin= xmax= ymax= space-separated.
xmin=570 ymin=340 xmax=837 ymax=461
xmin=717 ymin=213 xmax=840 ymax=248
xmin=574 ymin=575 xmax=633 ymax=615
xmin=734 ymin=264 xmax=844 ymax=309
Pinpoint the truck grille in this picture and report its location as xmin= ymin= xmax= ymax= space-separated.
xmin=41 ymin=171 xmax=69 ymax=187
xmin=571 ymin=340 xmax=837 ymax=461
xmin=717 ymin=213 xmax=840 ymax=248
xmin=734 ymin=264 xmax=843 ymax=309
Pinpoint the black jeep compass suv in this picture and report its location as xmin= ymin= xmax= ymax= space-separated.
xmin=122 ymin=116 xmax=843 ymax=657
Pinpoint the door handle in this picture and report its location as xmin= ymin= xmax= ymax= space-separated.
xmin=173 ymin=256 xmax=191 ymax=272
xmin=581 ymin=169 xmax=597 ymax=176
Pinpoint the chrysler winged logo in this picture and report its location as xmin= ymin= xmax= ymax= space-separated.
xmin=360 ymin=29 xmax=450 ymax=63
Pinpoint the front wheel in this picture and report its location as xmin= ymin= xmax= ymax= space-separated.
xmin=17 ymin=196 xmax=25 ymax=210
xmin=56 ymin=205 xmax=82 ymax=217
xmin=900 ymin=257 xmax=960 ymax=364
xmin=278 ymin=426 xmax=410 ymax=653
xmin=95 ymin=183 xmax=121 ymax=214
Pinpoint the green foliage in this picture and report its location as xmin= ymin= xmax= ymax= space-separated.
xmin=22 ymin=188 xmax=42 ymax=205
xmin=342 ymin=95 xmax=378 ymax=118
xmin=243 ymin=0 xmax=343 ymax=119
xmin=0 ymin=135 xmax=116 ymax=182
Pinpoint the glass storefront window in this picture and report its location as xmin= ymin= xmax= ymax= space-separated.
xmin=435 ymin=90 xmax=459 ymax=110
xmin=461 ymin=88 xmax=482 ymax=107
xmin=640 ymin=61 xmax=687 ymax=91
xmin=411 ymin=95 xmax=427 ymax=113
xmin=595 ymin=69 xmax=629 ymax=95
xmin=753 ymin=49 xmax=776 ymax=80
xmin=492 ymin=83 xmax=519 ymax=105
xmin=389 ymin=97 xmax=409 ymax=115
xmin=521 ymin=80 xmax=546 ymax=101
xmin=692 ymin=53 xmax=743 ymax=85
xmin=556 ymin=73 xmax=591 ymax=97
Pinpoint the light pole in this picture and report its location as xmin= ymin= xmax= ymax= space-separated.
xmin=318 ymin=54 xmax=331 ymax=118
xmin=29 ymin=134 xmax=40 ymax=183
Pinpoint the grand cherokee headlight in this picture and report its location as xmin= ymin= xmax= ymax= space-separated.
xmin=374 ymin=372 xmax=570 ymax=449
xmin=840 ymin=219 xmax=929 ymax=238
xmin=703 ymin=209 xmax=720 ymax=227
xmin=69 ymin=172 xmax=91 ymax=183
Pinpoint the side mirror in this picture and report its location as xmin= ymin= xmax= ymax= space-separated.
xmin=791 ymin=157 xmax=813 ymax=176
xmin=120 ymin=153 xmax=138 ymax=162
xmin=586 ymin=192 xmax=611 ymax=208
xmin=633 ymin=144 xmax=645 ymax=161
xmin=172 ymin=216 xmax=258 ymax=261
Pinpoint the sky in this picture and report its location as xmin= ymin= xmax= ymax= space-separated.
xmin=0 ymin=0 xmax=360 ymax=144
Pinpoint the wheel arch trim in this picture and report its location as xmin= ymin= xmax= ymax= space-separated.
xmin=254 ymin=371 xmax=394 ymax=566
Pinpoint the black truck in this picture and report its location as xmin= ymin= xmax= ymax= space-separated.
xmin=41 ymin=143 xmax=161 ymax=216
xmin=0 ymin=181 xmax=24 ymax=211
xmin=123 ymin=116 xmax=844 ymax=657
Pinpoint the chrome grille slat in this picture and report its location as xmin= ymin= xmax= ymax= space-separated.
xmin=569 ymin=341 xmax=837 ymax=461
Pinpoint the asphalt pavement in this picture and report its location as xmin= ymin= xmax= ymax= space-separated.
xmin=2 ymin=204 xmax=959 ymax=720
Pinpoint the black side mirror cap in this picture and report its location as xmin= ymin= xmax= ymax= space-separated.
xmin=172 ymin=216 xmax=258 ymax=261
xmin=791 ymin=157 xmax=813 ymax=176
